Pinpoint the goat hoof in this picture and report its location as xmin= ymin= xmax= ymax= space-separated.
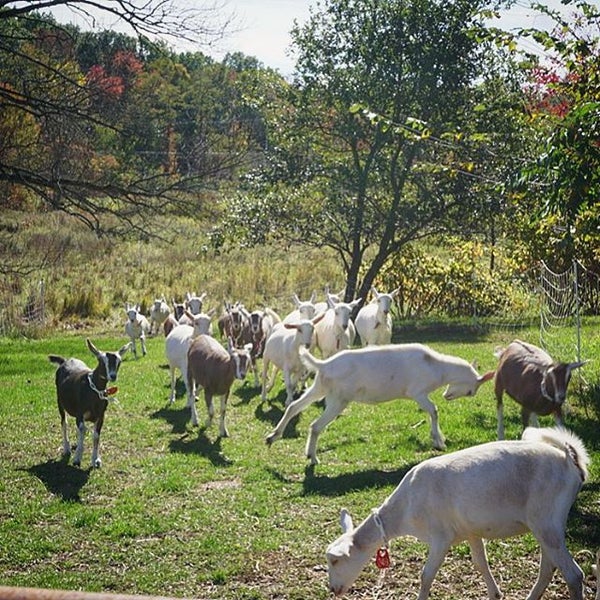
xmin=265 ymin=434 xmax=276 ymax=446
xmin=93 ymin=459 xmax=102 ymax=468
xmin=72 ymin=459 xmax=81 ymax=467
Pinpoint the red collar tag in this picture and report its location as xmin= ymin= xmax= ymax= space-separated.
xmin=375 ymin=547 xmax=390 ymax=569
xmin=106 ymin=386 xmax=118 ymax=395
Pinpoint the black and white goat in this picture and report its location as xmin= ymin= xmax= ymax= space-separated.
xmin=494 ymin=339 xmax=586 ymax=439
xmin=48 ymin=338 xmax=130 ymax=468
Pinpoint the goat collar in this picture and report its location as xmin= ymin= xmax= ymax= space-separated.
xmin=371 ymin=509 xmax=389 ymax=548
xmin=87 ymin=372 xmax=110 ymax=401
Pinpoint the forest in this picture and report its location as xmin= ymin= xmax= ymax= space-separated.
xmin=0 ymin=0 xmax=599 ymax=326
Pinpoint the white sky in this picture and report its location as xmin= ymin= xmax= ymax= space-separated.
xmin=48 ymin=0 xmax=578 ymax=77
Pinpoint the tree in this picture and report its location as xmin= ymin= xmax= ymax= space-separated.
xmin=516 ymin=0 xmax=600 ymax=269
xmin=0 ymin=1 xmax=233 ymax=260
xmin=216 ymin=0 xmax=515 ymax=302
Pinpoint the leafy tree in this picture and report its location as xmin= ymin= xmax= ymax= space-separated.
xmin=0 ymin=1 xmax=233 ymax=267
xmin=215 ymin=0 xmax=515 ymax=302
xmin=516 ymin=0 xmax=600 ymax=269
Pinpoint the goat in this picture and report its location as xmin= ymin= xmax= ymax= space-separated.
xmin=313 ymin=286 xmax=344 ymax=314
xmin=172 ymin=298 xmax=186 ymax=321
xmin=354 ymin=286 xmax=399 ymax=346
xmin=261 ymin=313 xmax=325 ymax=406
xmin=217 ymin=301 xmax=248 ymax=345
xmin=238 ymin=307 xmax=280 ymax=387
xmin=149 ymin=297 xmax=170 ymax=336
xmin=178 ymin=292 xmax=207 ymax=325
xmin=494 ymin=339 xmax=586 ymax=439
xmin=283 ymin=291 xmax=317 ymax=324
xmin=326 ymin=426 xmax=589 ymax=600
xmin=125 ymin=303 xmax=150 ymax=358
xmin=314 ymin=294 xmax=362 ymax=358
xmin=266 ymin=343 xmax=494 ymax=464
xmin=163 ymin=314 xmax=178 ymax=337
xmin=164 ymin=310 xmax=216 ymax=404
xmin=48 ymin=338 xmax=130 ymax=468
xmin=186 ymin=335 xmax=253 ymax=434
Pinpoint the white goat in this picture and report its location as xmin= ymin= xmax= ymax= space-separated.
xmin=149 ymin=297 xmax=170 ymax=336
xmin=186 ymin=335 xmax=253 ymax=433
xmin=178 ymin=292 xmax=207 ymax=325
xmin=283 ymin=292 xmax=317 ymax=324
xmin=494 ymin=339 xmax=586 ymax=439
xmin=266 ymin=343 xmax=494 ymax=464
xmin=164 ymin=310 xmax=216 ymax=404
xmin=261 ymin=313 xmax=325 ymax=406
xmin=125 ymin=303 xmax=150 ymax=359
xmin=354 ymin=286 xmax=399 ymax=346
xmin=314 ymin=295 xmax=362 ymax=358
xmin=326 ymin=426 xmax=589 ymax=600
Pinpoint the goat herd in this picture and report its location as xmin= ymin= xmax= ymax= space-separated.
xmin=47 ymin=287 xmax=597 ymax=600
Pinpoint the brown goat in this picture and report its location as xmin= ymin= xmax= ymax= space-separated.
xmin=49 ymin=338 xmax=130 ymax=468
xmin=186 ymin=334 xmax=252 ymax=436
xmin=494 ymin=339 xmax=586 ymax=439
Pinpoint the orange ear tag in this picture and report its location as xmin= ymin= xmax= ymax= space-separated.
xmin=375 ymin=547 xmax=390 ymax=569
xmin=106 ymin=386 xmax=118 ymax=395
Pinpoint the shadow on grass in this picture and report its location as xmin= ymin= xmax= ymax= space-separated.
xmin=150 ymin=403 xmax=190 ymax=434
xmin=168 ymin=430 xmax=233 ymax=467
xmin=232 ymin=382 xmax=261 ymax=406
xmin=267 ymin=462 xmax=416 ymax=497
xmin=23 ymin=457 xmax=90 ymax=502
xmin=254 ymin=400 xmax=303 ymax=439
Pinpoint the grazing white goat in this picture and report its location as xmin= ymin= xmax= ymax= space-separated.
xmin=261 ymin=313 xmax=325 ymax=406
xmin=178 ymin=292 xmax=207 ymax=325
xmin=283 ymin=292 xmax=317 ymax=324
xmin=266 ymin=343 xmax=494 ymax=464
xmin=125 ymin=303 xmax=150 ymax=358
xmin=354 ymin=286 xmax=399 ymax=346
xmin=48 ymin=338 xmax=130 ymax=468
xmin=314 ymin=294 xmax=362 ymax=358
xmin=326 ymin=426 xmax=589 ymax=600
xmin=186 ymin=335 xmax=253 ymax=434
xmin=149 ymin=297 xmax=170 ymax=336
xmin=164 ymin=310 xmax=216 ymax=404
xmin=494 ymin=339 xmax=586 ymax=439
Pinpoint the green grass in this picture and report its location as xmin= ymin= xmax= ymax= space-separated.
xmin=0 ymin=321 xmax=599 ymax=599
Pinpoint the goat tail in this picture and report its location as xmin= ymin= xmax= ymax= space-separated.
xmin=298 ymin=346 xmax=323 ymax=374
xmin=48 ymin=354 xmax=66 ymax=366
xmin=522 ymin=426 xmax=590 ymax=482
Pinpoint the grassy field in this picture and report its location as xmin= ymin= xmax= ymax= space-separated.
xmin=0 ymin=320 xmax=599 ymax=600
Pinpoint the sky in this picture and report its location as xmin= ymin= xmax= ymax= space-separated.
xmin=49 ymin=0 xmax=577 ymax=77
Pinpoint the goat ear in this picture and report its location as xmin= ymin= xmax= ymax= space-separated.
xmin=478 ymin=370 xmax=495 ymax=384
xmin=119 ymin=342 xmax=131 ymax=357
xmin=340 ymin=508 xmax=354 ymax=533
xmin=86 ymin=338 xmax=100 ymax=357
xmin=313 ymin=311 xmax=326 ymax=325
xmin=568 ymin=360 xmax=587 ymax=372
xmin=390 ymin=287 xmax=400 ymax=298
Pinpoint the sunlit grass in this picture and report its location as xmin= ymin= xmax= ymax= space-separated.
xmin=0 ymin=321 xmax=599 ymax=599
